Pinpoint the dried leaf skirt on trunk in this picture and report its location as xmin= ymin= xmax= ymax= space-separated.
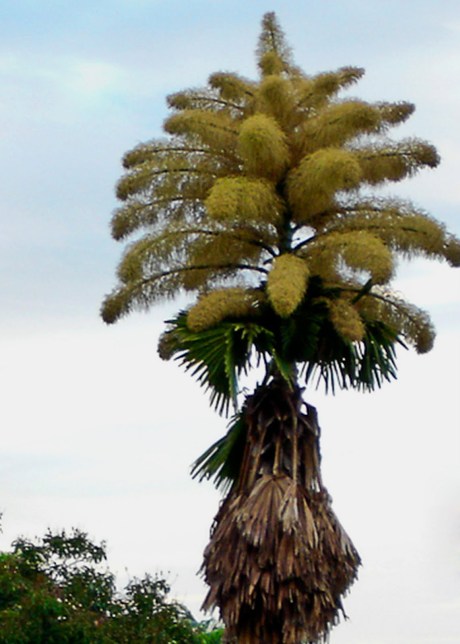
xmin=202 ymin=380 xmax=360 ymax=643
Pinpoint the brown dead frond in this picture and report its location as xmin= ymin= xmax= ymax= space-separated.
xmin=202 ymin=380 xmax=360 ymax=643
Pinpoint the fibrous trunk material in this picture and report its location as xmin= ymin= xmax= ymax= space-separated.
xmin=202 ymin=379 xmax=360 ymax=643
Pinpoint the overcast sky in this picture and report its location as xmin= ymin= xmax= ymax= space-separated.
xmin=0 ymin=1 xmax=459 ymax=642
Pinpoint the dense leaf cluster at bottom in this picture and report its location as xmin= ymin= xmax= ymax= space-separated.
xmin=0 ymin=526 xmax=222 ymax=644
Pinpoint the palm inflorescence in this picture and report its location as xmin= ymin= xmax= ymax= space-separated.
xmin=102 ymin=14 xmax=458 ymax=408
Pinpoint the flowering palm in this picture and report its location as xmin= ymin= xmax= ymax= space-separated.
xmin=102 ymin=13 xmax=459 ymax=643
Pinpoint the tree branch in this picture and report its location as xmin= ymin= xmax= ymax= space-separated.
xmin=141 ymin=263 xmax=269 ymax=286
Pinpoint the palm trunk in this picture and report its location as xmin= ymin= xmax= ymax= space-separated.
xmin=202 ymin=378 xmax=360 ymax=643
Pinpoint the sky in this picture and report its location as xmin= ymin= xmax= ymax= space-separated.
xmin=0 ymin=1 xmax=459 ymax=642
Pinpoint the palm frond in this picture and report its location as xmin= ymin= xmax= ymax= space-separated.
xmin=191 ymin=413 xmax=247 ymax=492
xmin=300 ymin=317 xmax=402 ymax=394
xmin=160 ymin=312 xmax=277 ymax=415
xmin=161 ymin=285 xmax=404 ymax=418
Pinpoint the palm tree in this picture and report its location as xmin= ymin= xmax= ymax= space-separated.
xmin=102 ymin=13 xmax=459 ymax=643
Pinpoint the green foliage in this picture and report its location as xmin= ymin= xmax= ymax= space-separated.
xmin=191 ymin=412 xmax=249 ymax=492
xmin=159 ymin=311 xmax=279 ymax=415
xmin=189 ymin=305 xmax=400 ymax=490
xmin=0 ymin=527 xmax=222 ymax=644
xmin=160 ymin=278 xmax=403 ymax=424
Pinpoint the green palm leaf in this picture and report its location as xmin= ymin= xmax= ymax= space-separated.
xmin=191 ymin=412 xmax=247 ymax=492
xmin=161 ymin=312 xmax=277 ymax=415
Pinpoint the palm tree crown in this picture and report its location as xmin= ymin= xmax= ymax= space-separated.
xmin=102 ymin=13 xmax=458 ymax=407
